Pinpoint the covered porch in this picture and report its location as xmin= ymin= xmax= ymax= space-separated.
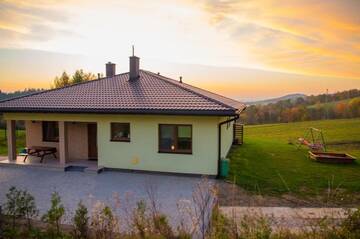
xmin=1 ymin=119 xmax=103 ymax=173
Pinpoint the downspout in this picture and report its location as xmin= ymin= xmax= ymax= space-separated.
xmin=217 ymin=114 xmax=239 ymax=178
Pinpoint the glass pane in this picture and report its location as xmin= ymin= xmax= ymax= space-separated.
xmin=111 ymin=123 xmax=130 ymax=141
xmin=178 ymin=126 xmax=191 ymax=138
xmin=177 ymin=138 xmax=191 ymax=150
xmin=159 ymin=125 xmax=175 ymax=151
xmin=43 ymin=121 xmax=59 ymax=141
xmin=177 ymin=125 xmax=191 ymax=151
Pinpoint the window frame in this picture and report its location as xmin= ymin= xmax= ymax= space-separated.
xmin=110 ymin=122 xmax=131 ymax=142
xmin=158 ymin=124 xmax=192 ymax=154
xmin=42 ymin=121 xmax=59 ymax=142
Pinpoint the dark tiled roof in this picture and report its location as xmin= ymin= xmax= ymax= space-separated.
xmin=0 ymin=70 xmax=245 ymax=116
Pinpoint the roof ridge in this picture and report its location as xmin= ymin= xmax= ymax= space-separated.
xmin=0 ymin=72 xmax=129 ymax=104
xmin=142 ymin=70 xmax=237 ymax=110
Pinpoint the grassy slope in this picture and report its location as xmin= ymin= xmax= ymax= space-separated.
xmin=0 ymin=129 xmax=26 ymax=155
xmin=228 ymin=118 xmax=360 ymax=196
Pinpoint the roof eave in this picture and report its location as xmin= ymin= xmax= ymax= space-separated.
xmin=0 ymin=108 xmax=238 ymax=116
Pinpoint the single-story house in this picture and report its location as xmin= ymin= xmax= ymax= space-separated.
xmin=0 ymin=54 xmax=245 ymax=176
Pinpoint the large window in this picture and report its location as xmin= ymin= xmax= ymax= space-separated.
xmin=42 ymin=121 xmax=59 ymax=142
xmin=111 ymin=123 xmax=130 ymax=142
xmin=159 ymin=124 xmax=192 ymax=154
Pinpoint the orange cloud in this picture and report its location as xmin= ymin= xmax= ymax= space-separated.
xmin=195 ymin=0 xmax=360 ymax=79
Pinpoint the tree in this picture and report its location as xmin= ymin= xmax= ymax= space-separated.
xmin=71 ymin=69 xmax=96 ymax=85
xmin=52 ymin=69 xmax=97 ymax=88
xmin=53 ymin=71 xmax=70 ymax=88
xmin=348 ymin=98 xmax=360 ymax=117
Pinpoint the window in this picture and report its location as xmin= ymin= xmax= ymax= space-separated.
xmin=42 ymin=121 xmax=59 ymax=142
xmin=111 ymin=123 xmax=130 ymax=142
xmin=159 ymin=124 xmax=192 ymax=154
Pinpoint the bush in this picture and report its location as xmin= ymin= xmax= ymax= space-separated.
xmin=340 ymin=208 xmax=360 ymax=238
xmin=72 ymin=201 xmax=89 ymax=239
xmin=3 ymin=186 xmax=38 ymax=230
xmin=90 ymin=201 xmax=119 ymax=239
xmin=42 ymin=192 xmax=65 ymax=238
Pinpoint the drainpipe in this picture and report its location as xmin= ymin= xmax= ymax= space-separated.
xmin=217 ymin=114 xmax=239 ymax=178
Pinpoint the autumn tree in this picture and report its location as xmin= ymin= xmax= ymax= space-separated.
xmin=53 ymin=71 xmax=71 ymax=88
xmin=52 ymin=69 xmax=97 ymax=88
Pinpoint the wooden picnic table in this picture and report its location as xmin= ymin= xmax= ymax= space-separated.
xmin=23 ymin=146 xmax=57 ymax=163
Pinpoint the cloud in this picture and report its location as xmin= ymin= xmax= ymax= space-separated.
xmin=0 ymin=0 xmax=76 ymax=45
xmin=195 ymin=0 xmax=360 ymax=78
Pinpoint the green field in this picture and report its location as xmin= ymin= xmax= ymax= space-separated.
xmin=0 ymin=129 xmax=26 ymax=155
xmin=228 ymin=118 xmax=360 ymax=198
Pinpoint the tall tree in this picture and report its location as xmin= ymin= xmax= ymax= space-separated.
xmin=53 ymin=71 xmax=70 ymax=88
xmin=52 ymin=70 xmax=97 ymax=88
xmin=71 ymin=69 xmax=96 ymax=85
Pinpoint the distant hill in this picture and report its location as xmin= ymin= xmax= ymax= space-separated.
xmin=0 ymin=89 xmax=44 ymax=102
xmin=241 ymin=89 xmax=360 ymax=125
xmin=246 ymin=93 xmax=306 ymax=105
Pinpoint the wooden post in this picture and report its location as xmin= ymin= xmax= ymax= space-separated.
xmin=58 ymin=121 xmax=68 ymax=165
xmin=6 ymin=120 xmax=16 ymax=161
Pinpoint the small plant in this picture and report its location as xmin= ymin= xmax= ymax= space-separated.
xmin=42 ymin=191 xmax=65 ymax=237
xmin=340 ymin=208 xmax=360 ymax=238
xmin=131 ymin=200 xmax=148 ymax=238
xmin=3 ymin=187 xmax=19 ymax=229
xmin=3 ymin=186 xmax=38 ymax=231
xmin=72 ymin=201 xmax=89 ymax=239
xmin=91 ymin=201 xmax=119 ymax=239
xmin=238 ymin=214 xmax=272 ymax=239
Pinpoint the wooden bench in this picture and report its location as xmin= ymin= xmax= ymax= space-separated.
xmin=23 ymin=146 xmax=57 ymax=163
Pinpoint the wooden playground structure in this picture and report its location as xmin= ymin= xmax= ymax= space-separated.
xmin=297 ymin=127 xmax=326 ymax=152
xmin=297 ymin=127 xmax=356 ymax=164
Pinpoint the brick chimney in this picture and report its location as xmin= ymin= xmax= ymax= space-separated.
xmin=129 ymin=46 xmax=140 ymax=81
xmin=106 ymin=62 xmax=116 ymax=77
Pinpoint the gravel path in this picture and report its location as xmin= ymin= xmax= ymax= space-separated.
xmin=0 ymin=167 xmax=202 ymax=226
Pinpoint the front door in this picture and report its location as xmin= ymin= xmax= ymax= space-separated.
xmin=87 ymin=123 xmax=98 ymax=160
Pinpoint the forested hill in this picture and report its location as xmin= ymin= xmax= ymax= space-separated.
xmin=241 ymin=89 xmax=360 ymax=125
xmin=0 ymin=89 xmax=44 ymax=102
xmin=246 ymin=93 xmax=306 ymax=105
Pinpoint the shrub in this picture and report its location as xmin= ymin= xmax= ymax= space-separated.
xmin=340 ymin=208 xmax=360 ymax=238
xmin=3 ymin=186 xmax=38 ymax=230
xmin=90 ymin=201 xmax=119 ymax=239
xmin=72 ymin=201 xmax=89 ymax=239
xmin=41 ymin=192 xmax=65 ymax=237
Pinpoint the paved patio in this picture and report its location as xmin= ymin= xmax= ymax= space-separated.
xmin=0 ymin=166 xmax=202 ymax=227
xmin=0 ymin=156 xmax=102 ymax=173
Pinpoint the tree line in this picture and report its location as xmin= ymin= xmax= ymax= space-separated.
xmin=52 ymin=70 xmax=99 ymax=88
xmin=241 ymin=89 xmax=360 ymax=125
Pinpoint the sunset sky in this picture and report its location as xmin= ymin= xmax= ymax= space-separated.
xmin=0 ymin=0 xmax=359 ymax=101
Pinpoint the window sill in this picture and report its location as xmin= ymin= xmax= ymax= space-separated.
xmin=42 ymin=140 xmax=59 ymax=143
xmin=158 ymin=151 xmax=192 ymax=155
xmin=110 ymin=139 xmax=131 ymax=142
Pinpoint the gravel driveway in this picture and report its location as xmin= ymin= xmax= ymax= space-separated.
xmin=0 ymin=167 xmax=204 ymax=227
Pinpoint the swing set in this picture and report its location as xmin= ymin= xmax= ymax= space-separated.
xmin=297 ymin=127 xmax=326 ymax=152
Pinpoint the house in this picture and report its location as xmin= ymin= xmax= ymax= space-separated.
xmin=0 ymin=55 xmax=245 ymax=176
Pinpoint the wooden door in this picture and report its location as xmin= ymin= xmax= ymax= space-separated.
xmin=87 ymin=123 xmax=98 ymax=160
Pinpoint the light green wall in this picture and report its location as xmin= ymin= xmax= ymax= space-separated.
xmin=4 ymin=113 xmax=234 ymax=175
xmin=220 ymin=119 xmax=234 ymax=159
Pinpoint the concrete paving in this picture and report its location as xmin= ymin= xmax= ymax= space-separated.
xmin=0 ymin=166 xmax=201 ymax=226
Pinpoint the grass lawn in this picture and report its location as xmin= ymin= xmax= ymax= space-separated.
xmin=0 ymin=129 xmax=26 ymax=156
xmin=228 ymin=118 xmax=360 ymax=198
